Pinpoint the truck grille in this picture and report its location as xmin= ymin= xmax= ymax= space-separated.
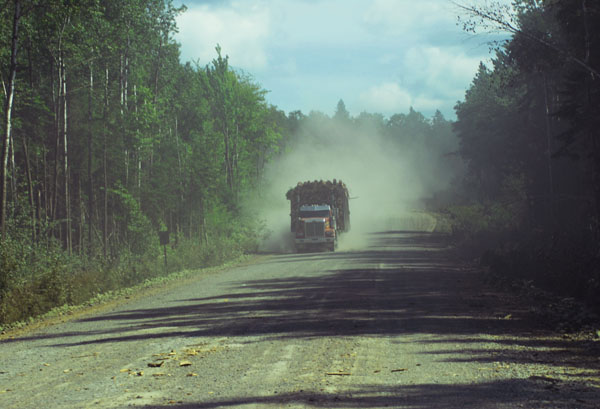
xmin=305 ymin=221 xmax=325 ymax=238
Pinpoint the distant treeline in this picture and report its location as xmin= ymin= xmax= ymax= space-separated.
xmin=450 ymin=0 xmax=600 ymax=311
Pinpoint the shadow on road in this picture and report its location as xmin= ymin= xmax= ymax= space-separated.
xmin=3 ymin=230 xmax=599 ymax=405
xmin=133 ymin=379 xmax=595 ymax=408
xmin=8 ymin=232 xmax=518 ymax=342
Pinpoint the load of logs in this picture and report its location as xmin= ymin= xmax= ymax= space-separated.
xmin=286 ymin=180 xmax=350 ymax=232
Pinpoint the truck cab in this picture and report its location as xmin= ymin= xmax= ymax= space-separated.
xmin=295 ymin=204 xmax=337 ymax=251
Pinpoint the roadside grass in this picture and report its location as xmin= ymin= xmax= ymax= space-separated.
xmin=0 ymin=253 xmax=257 ymax=336
xmin=0 ymin=232 xmax=260 ymax=332
xmin=442 ymin=204 xmax=600 ymax=331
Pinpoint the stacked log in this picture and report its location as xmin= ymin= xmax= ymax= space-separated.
xmin=286 ymin=180 xmax=350 ymax=232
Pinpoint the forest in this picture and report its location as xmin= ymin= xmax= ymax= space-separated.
xmin=1 ymin=0 xmax=598 ymax=327
xmin=0 ymin=0 xmax=292 ymax=324
xmin=450 ymin=0 xmax=600 ymax=321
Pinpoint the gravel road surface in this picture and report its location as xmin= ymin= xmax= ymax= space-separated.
xmin=1 ymin=229 xmax=599 ymax=408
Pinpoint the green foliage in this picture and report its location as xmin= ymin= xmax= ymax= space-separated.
xmin=333 ymin=99 xmax=350 ymax=123
xmin=481 ymin=230 xmax=600 ymax=306
xmin=453 ymin=0 xmax=600 ymax=312
xmin=0 ymin=237 xmax=69 ymax=324
xmin=0 ymin=1 xmax=282 ymax=327
xmin=448 ymin=204 xmax=510 ymax=237
xmin=109 ymin=184 xmax=154 ymax=255
xmin=0 ymin=216 xmax=263 ymax=326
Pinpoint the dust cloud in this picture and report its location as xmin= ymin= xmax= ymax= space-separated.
xmin=248 ymin=112 xmax=456 ymax=253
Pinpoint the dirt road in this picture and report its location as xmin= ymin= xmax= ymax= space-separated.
xmin=1 ymin=230 xmax=599 ymax=408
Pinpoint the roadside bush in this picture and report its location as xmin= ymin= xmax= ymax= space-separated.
xmin=444 ymin=198 xmax=598 ymax=311
xmin=0 ymin=239 xmax=70 ymax=324
xmin=481 ymin=229 xmax=600 ymax=309
xmin=0 ymin=206 xmax=264 ymax=327
xmin=444 ymin=202 xmax=521 ymax=258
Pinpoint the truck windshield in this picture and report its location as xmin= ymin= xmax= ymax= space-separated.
xmin=299 ymin=210 xmax=330 ymax=218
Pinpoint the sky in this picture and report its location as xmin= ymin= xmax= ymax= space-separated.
xmin=173 ymin=0 xmax=511 ymax=119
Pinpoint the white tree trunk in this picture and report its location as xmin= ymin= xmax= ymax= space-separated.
xmin=0 ymin=0 xmax=21 ymax=239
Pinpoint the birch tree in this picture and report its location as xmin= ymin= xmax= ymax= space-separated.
xmin=0 ymin=0 xmax=21 ymax=240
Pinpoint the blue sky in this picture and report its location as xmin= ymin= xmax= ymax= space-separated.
xmin=173 ymin=0 xmax=511 ymax=119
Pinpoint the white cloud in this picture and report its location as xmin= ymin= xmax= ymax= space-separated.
xmin=413 ymin=95 xmax=446 ymax=112
xmin=363 ymin=0 xmax=455 ymax=37
xmin=404 ymin=46 xmax=482 ymax=96
xmin=173 ymin=0 xmax=509 ymax=118
xmin=175 ymin=2 xmax=270 ymax=69
xmin=265 ymin=0 xmax=373 ymax=48
xmin=360 ymin=82 xmax=413 ymax=114
xmin=363 ymin=0 xmax=514 ymax=35
xmin=377 ymin=53 xmax=399 ymax=65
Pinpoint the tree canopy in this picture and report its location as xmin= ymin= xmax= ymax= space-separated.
xmin=453 ymin=0 xmax=600 ymax=302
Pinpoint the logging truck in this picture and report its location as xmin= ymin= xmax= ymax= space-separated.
xmin=286 ymin=180 xmax=350 ymax=252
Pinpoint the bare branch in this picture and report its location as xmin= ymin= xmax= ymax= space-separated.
xmin=454 ymin=1 xmax=600 ymax=78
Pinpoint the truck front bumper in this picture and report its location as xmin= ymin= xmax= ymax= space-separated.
xmin=295 ymin=237 xmax=334 ymax=245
